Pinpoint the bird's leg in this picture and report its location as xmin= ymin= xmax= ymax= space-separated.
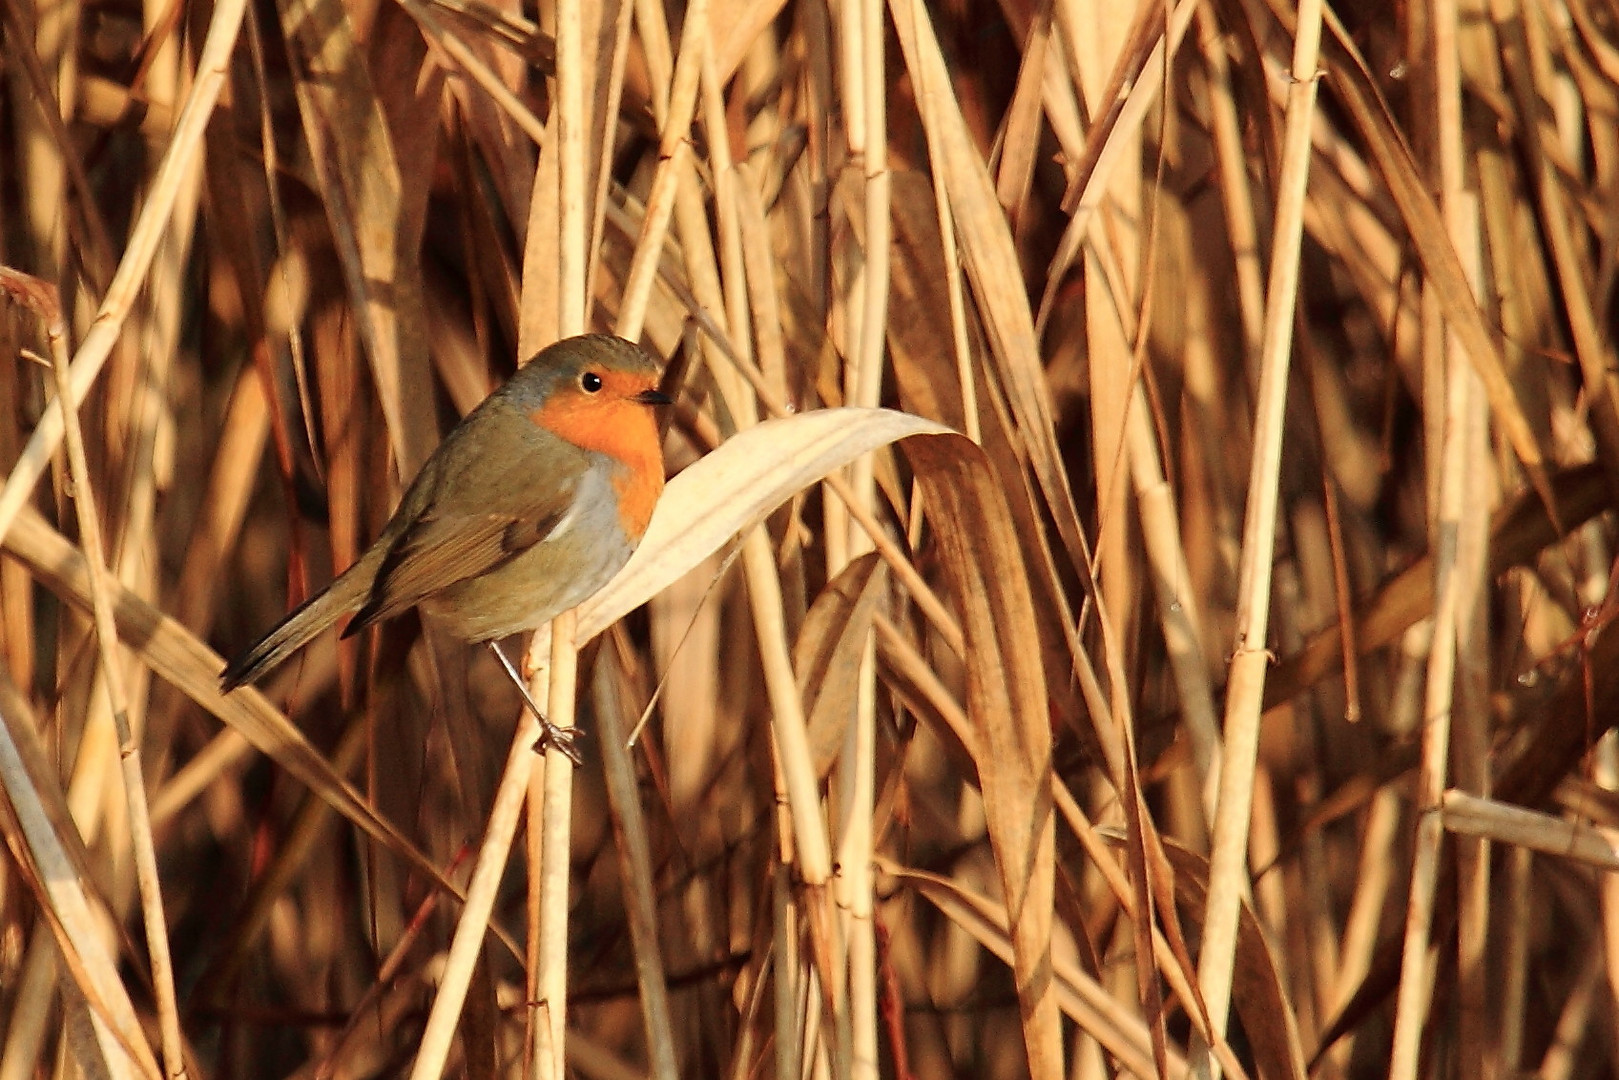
xmin=487 ymin=642 xmax=583 ymax=767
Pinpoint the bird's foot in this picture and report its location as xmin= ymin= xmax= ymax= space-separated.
xmin=487 ymin=640 xmax=584 ymax=767
xmin=532 ymin=716 xmax=584 ymax=767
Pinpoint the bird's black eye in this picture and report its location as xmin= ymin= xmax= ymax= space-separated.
xmin=581 ymin=372 xmax=603 ymax=393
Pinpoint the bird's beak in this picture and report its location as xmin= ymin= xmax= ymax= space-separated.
xmin=635 ymin=388 xmax=674 ymax=406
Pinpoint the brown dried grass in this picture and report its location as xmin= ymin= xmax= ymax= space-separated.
xmin=3 ymin=0 xmax=1619 ymax=1076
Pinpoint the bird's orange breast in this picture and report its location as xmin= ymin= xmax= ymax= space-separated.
xmin=609 ymin=451 xmax=664 ymax=538
xmin=530 ymin=394 xmax=664 ymax=539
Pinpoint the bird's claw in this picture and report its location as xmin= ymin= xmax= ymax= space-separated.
xmin=533 ymin=718 xmax=585 ymax=767
xmin=487 ymin=642 xmax=585 ymax=766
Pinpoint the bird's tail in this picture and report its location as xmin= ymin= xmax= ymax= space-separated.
xmin=220 ymin=561 xmax=371 ymax=692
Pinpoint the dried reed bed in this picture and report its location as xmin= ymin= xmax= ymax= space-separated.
xmin=2 ymin=0 xmax=1618 ymax=1075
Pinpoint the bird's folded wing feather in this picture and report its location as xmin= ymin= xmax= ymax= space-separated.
xmin=345 ymin=490 xmax=571 ymax=634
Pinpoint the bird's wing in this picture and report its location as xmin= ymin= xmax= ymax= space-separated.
xmin=344 ymin=479 xmax=574 ymax=635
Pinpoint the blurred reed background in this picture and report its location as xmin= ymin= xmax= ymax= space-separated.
xmin=4 ymin=0 xmax=1619 ymax=1075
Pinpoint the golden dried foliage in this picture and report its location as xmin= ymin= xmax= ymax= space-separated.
xmin=2 ymin=0 xmax=1619 ymax=1076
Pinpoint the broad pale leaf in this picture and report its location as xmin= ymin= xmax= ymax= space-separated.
xmin=568 ymin=407 xmax=952 ymax=644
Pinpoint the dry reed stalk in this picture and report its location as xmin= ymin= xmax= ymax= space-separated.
xmin=1193 ymin=1 xmax=1323 ymax=1076
xmin=590 ymin=646 xmax=679 ymax=1080
xmin=1437 ymin=2 xmax=1494 ymax=1075
xmin=533 ymin=611 xmax=577 ymax=1079
xmin=835 ymin=5 xmax=887 ymax=1067
xmin=0 ymin=673 xmax=157 ymax=1078
xmin=9 ymin=273 xmax=187 ymax=1077
xmin=408 ymin=710 xmax=544 ymax=1078
xmin=527 ymin=1 xmax=590 ymax=1075
xmin=594 ymin=20 xmax=696 ymax=1070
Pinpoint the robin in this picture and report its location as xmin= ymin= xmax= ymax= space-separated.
xmin=221 ymin=334 xmax=671 ymax=762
